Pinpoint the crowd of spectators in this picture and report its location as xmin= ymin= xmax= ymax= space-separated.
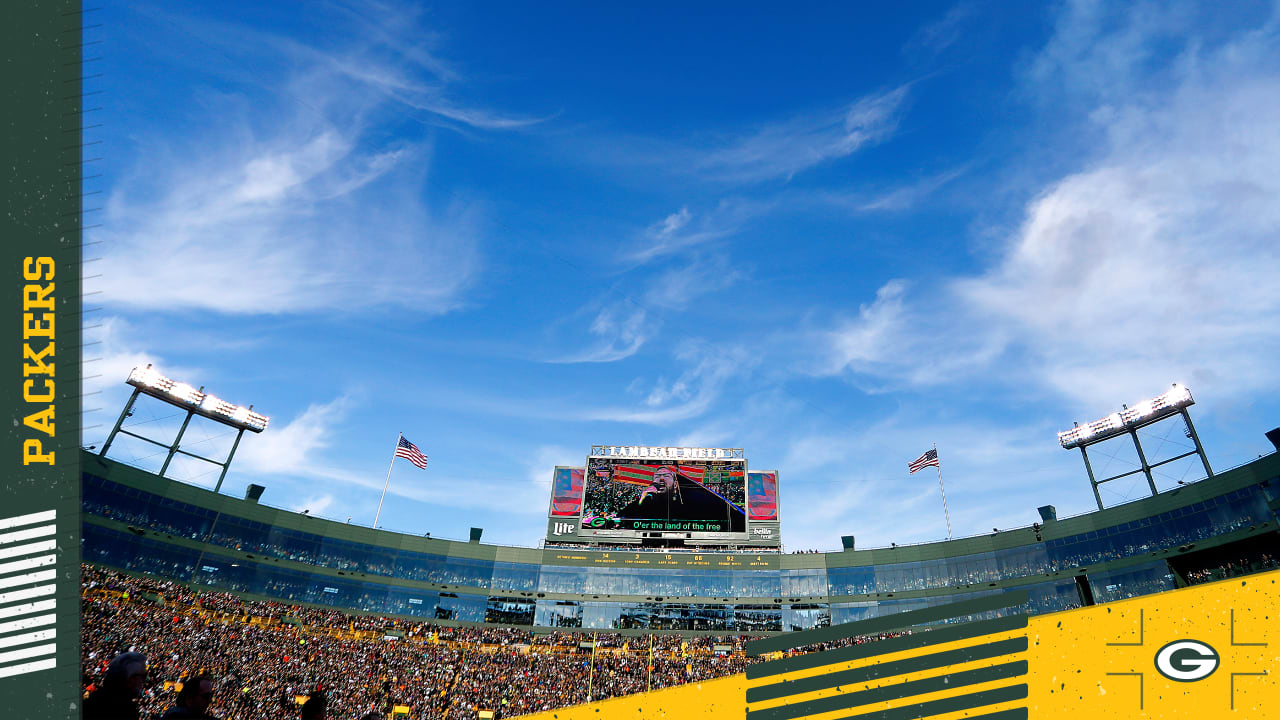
xmin=89 ymin=471 xmax=1272 ymax=603
xmin=83 ymin=564 xmax=908 ymax=719
xmin=1184 ymin=553 xmax=1278 ymax=585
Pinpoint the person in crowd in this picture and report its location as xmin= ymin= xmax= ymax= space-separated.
xmin=161 ymin=674 xmax=217 ymax=720
xmin=300 ymin=691 xmax=327 ymax=720
xmin=84 ymin=651 xmax=148 ymax=720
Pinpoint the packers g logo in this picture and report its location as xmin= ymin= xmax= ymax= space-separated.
xmin=1154 ymin=639 xmax=1220 ymax=682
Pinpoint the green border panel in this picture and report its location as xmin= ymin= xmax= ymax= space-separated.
xmin=2 ymin=2 xmax=84 ymax=718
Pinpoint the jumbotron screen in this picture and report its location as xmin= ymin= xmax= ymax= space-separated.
xmin=581 ymin=457 xmax=747 ymax=534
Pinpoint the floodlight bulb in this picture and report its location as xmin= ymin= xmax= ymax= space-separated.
xmin=201 ymin=394 xmax=224 ymax=411
xmin=139 ymin=367 xmax=164 ymax=388
xmin=169 ymin=382 xmax=200 ymax=403
xmin=231 ymin=406 xmax=251 ymax=422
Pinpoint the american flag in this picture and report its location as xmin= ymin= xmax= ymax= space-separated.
xmin=908 ymin=448 xmax=939 ymax=474
xmin=394 ymin=436 xmax=429 ymax=469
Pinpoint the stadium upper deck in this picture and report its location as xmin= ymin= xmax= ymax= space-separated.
xmin=81 ymin=447 xmax=1280 ymax=633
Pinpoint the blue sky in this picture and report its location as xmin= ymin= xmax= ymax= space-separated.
xmin=86 ymin=1 xmax=1280 ymax=551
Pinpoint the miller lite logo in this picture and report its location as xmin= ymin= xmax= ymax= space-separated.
xmin=553 ymin=522 xmax=576 ymax=536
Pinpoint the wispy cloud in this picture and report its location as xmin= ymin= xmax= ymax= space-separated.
xmin=99 ymin=132 xmax=484 ymax=314
xmin=902 ymin=4 xmax=972 ymax=59
xmin=310 ymin=50 xmax=550 ymax=131
xmin=624 ymin=207 xmax=728 ymax=264
xmin=547 ymin=304 xmax=653 ymax=364
xmin=816 ymin=166 xmax=968 ymax=213
xmin=582 ymin=341 xmax=755 ymax=424
xmin=691 ymin=86 xmax=911 ymax=184
xmin=81 ymin=317 xmax=208 ymax=448
xmin=814 ymin=1 xmax=1280 ymax=412
xmin=237 ymin=394 xmax=358 ymax=475
xmin=644 ymin=254 xmax=745 ymax=310
xmin=292 ymin=493 xmax=337 ymax=516
xmin=774 ymin=415 xmax=1075 ymax=550
xmin=622 ymin=200 xmax=772 ymax=265
xmin=95 ymin=3 xmax=546 ymax=316
xmin=549 ymin=202 xmax=756 ymax=364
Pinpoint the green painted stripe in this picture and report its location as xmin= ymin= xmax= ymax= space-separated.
xmin=747 ymin=635 xmax=1027 ymax=703
xmin=830 ymin=685 xmax=1028 ymax=720
xmin=747 ymin=590 xmax=1028 ymax=656
xmin=747 ymin=614 xmax=1028 ymax=680
xmin=746 ymin=661 xmax=1027 ymax=720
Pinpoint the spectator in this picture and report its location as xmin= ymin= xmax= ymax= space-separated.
xmin=84 ymin=651 xmax=147 ymax=720
xmin=300 ymin=692 xmax=327 ymax=720
xmin=161 ymin=675 xmax=217 ymax=720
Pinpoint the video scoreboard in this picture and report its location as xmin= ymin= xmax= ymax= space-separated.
xmin=544 ymin=446 xmax=780 ymax=548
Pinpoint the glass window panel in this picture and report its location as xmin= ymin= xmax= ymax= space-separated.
xmin=486 ymin=596 xmax=535 ymax=625
xmin=435 ymin=593 xmax=486 ymax=623
xmin=535 ymin=600 xmax=582 ymax=628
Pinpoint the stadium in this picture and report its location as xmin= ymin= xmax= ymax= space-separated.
xmin=79 ymin=377 xmax=1280 ymax=719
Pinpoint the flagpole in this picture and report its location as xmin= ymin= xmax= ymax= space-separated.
xmin=647 ymin=633 xmax=654 ymax=693
xmin=587 ymin=632 xmax=597 ymax=702
xmin=934 ymin=443 xmax=952 ymax=541
xmin=373 ymin=432 xmax=400 ymax=529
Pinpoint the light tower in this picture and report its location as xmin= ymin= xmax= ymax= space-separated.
xmin=1057 ymin=384 xmax=1211 ymax=511
xmin=99 ymin=365 xmax=269 ymax=492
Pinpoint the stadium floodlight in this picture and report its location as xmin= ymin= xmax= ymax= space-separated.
xmin=124 ymin=365 xmax=270 ymax=432
xmin=101 ymin=364 xmax=271 ymax=492
xmin=1057 ymin=384 xmax=1194 ymax=449
xmin=1058 ymin=383 xmax=1211 ymax=511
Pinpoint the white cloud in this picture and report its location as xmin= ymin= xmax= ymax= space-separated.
xmin=272 ymin=461 xmax=553 ymax=523
xmin=583 ymin=342 xmax=755 ymax=424
xmin=818 ymin=7 xmax=1280 ymax=411
xmin=237 ymin=395 xmax=356 ymax=475
xmin=644 ymin=255 xmax=745 ymax=310
xmin=957 ymin=7 xmax=1280 ymax=409
xmin=292 ymin=494 xmax=336 ymax=516
xmin=549 ymin=305 xmax=652 ymax=364
xmin=774 ymin=415 xmax=1074 ymax=551
xmin=902 ymin=4 xmax=972 ymax=59
xmin=315 ymin=51 xmax=550 ymax=131
xmin=823 ymin=280 xmax=910 ymax=373
xmin=96 ymin=4 xmax=516 ymax=316
xmin=89 ymin=317 xmax=185 ymax=392
xmin=80 ymin=317 xmax=211 ymax=448
xmin=623 ymin=203 xmax=762 ymax=265
xmin=99 ymin=116 xmax=483 ymax=315
xmin=816 ymin=166 xmax=968 ymax=213
xmin=693 ymin=86 xmax=911 ymax=183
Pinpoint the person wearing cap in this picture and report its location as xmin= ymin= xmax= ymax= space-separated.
xmin=161 ymin=674 xmax=217 ymax=719
xmin=83 ymin=651 xmax=148 ymax=720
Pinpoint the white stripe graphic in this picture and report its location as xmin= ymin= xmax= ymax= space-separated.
xmin=0 ymin=525 xmax=56 ymax=545
xmin=0 ymin=539 xmax=56 ymax=560
xmin=0 ymin=570 xmax=56 ymax=589
xmin=0 ymin=599 xmax=56 ymax=620
xmin=0 ymin=510 xmax=56 ymax=531
xmin=0 ymin=657 xmax=56 ymax=678
xmin=0 ymin=585 xmax=55 ymax=605
xmin=0 ymin=628 xmax=55 ymax=649
xmin=0 ymin=613 xmax=55 ymax=635
xmin=0 ymin=642 xmax=56 ymax=664
xmin=0 ymin=554 xmax=56 ymax=576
